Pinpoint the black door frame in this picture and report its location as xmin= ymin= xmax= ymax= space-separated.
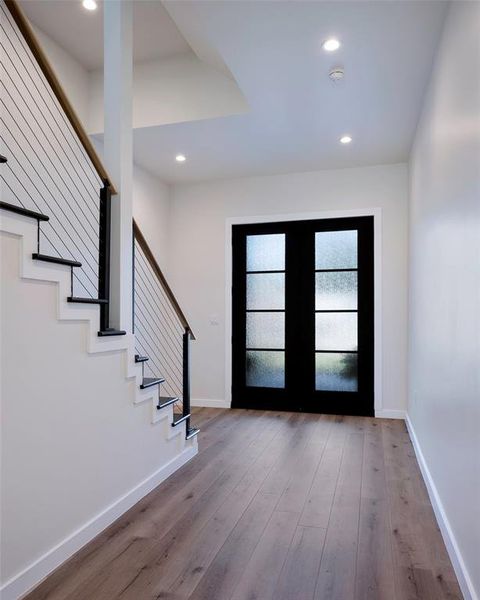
xmin=231 ymin=215 xmax=374 ymax=416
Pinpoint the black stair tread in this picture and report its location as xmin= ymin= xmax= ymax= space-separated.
xmin=140 ymin=376 xmax=165 ymax=389
xmin=0 ymin=201 xmax=49 ymax=222
xmin=157 ymin=396 xmax=179 ymax=410
xmin=186 ymin=427 xmax=200 ymax=440
xmin=33 ymin=253 xmax=82 ymax=268
xmin=135 ymin=355 xmax=149 ymax=363
xmin=98 ymin=328 xmax=127 ymax=337
xmin=68 ymin=297 xmax=108 ymax=304
xmin=172 ymin=413 xmax=191 ymax=427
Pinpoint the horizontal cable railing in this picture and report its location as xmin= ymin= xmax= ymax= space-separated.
xmin=0 ymin=0 xmax=108 ymax=299
xmin=1 ymin=0 xmax=197 ymax=436
xmin=133 ymin=221 xmax=195 ymax=421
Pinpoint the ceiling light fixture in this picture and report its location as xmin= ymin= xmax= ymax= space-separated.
xmin=175 ymin=154 xmax=186 ymax=163
xmin=322 ymin=38 xmax=341 ymax=52
xmin=340 ymin=135 xmax=352 ymax=144
xmin=82 ymin=0 xmax=97 ymax=11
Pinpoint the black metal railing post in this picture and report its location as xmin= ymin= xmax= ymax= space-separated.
xmin=98 ymin=179 xmax=111 ymax=331
xmin=183 ymin=328 xmax=191 ymax=431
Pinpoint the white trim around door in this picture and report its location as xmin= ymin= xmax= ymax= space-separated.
xmin=225 ymin=208 xmax=384 ymax=416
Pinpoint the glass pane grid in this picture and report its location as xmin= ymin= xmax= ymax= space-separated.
xmin=245 ymin=234 xmax=286 ymax=388
xmin=242 ymin=228 xmax=364 ymax=392
xmin=314 ymin=230 xmax=359 ymax=392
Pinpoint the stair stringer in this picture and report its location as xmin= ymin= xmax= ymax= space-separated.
xmin=0 ymin=210 xmax=196 ymax=447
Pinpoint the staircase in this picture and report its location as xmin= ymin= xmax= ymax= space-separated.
xmin=0 ymin=2 xmax=198 ymax=442
xmin=0 ymin=2 xmax=201 ymax=596
xmin=0 ymin=189 xmax=200 ymax=441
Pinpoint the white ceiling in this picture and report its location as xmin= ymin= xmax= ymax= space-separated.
xmin=22 ymin=0 xmax=448 ymax=184
xmin=134 ymin=0 xmax=447 ymax=184
xmin=20 ymin=0 xmax=190 ymax=70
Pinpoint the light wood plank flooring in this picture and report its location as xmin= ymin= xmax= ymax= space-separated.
xmin=25 ymin=408 xmax=462 ymax=600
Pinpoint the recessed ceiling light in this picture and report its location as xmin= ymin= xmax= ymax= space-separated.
xmin=340 ymin=135 xmax=352 ymax=144
xmin=82 ymin=0 xmax=97 ymax=11
xmin=322 ymin=38 xmax=341 ymax=52
xmin=175 ymin=154 xmax=186 ymax=163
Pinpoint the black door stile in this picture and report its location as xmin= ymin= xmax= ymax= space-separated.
xmin=232 ymin=216 xmax=374 ymax=417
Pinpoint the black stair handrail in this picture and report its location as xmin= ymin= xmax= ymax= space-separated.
xmin=0 ymin=200 xmax=49 ymax=222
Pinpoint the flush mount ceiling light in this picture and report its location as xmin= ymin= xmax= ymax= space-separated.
xmin=82 ymin=0 xmax=97 ymax=10
xmin=175 ymin=154 xmax=186 ymax=163
xmin=340 ymin=135 xmax=352 ymax=144
xmin=322 ymin=38 xmax=341 ymax=52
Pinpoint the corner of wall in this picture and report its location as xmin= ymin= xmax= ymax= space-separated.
xmin=405 ymin=415 xmax=478 ymax=600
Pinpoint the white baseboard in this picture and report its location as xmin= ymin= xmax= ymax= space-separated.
xmin=375 ymin=409 xmax=406 ymax=419
xmin=405 ymin=414 xmax=477 ymax=600
xmin=190 ymin=401 xmax=403 ymax=416
xmin=1 ymin=445 xmax=197 ymax=600
xmin=191 ymin=398 xmax=231 ymax=409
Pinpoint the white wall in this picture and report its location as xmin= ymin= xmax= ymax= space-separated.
xmin=91 ymin=138 xmax=172 ymax=273
xmin=133 ymin=164 xmax=171 ymax=273
xmin=408 ymin=2 xmax=480 ymax=599
xmin=168 ymin=163 xmax=408 ymax=414
xmin=88 ymin=52 xmax=248 ymax=134
xmin=32 ymin=25 xmax=90 ymax=127
xmin=0 ymin=222 xmax=195 ymax=599
xmin=32 ymin=22 xmax=247 ymax=137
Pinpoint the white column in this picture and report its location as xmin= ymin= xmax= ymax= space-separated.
xmin=103 ymin=0 xmax=133 ymax=332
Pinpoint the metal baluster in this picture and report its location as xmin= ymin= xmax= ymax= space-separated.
xmin=183 ymin=329 xmax=191 ymax=433
xmin=98 ymin=180 xmax=111 ymax=332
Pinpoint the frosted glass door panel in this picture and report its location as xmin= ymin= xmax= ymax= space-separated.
xmin=315 ymin=272 xmax=357 ymax=310
xmin=247 ymin=234 xmax=285 ymax=271
xmin=244 ymin=233 xmax=286 ymax=389
xmin=247 ymin=273 xmax=285 ymax=310
xmin=247 ymin=312 xmax=285 ymax=349
xmin=315 ymin=313 xmax=357 ymax=351
xmin=316 ymin=353 xmax=358 ymax=392
xmin=246 ymin=351 xmax=285 ymax=388
xmin=315 ymin=230 xmax=357 ymax=269
xmin=315 ymin=228 xmax=359 ymax=392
